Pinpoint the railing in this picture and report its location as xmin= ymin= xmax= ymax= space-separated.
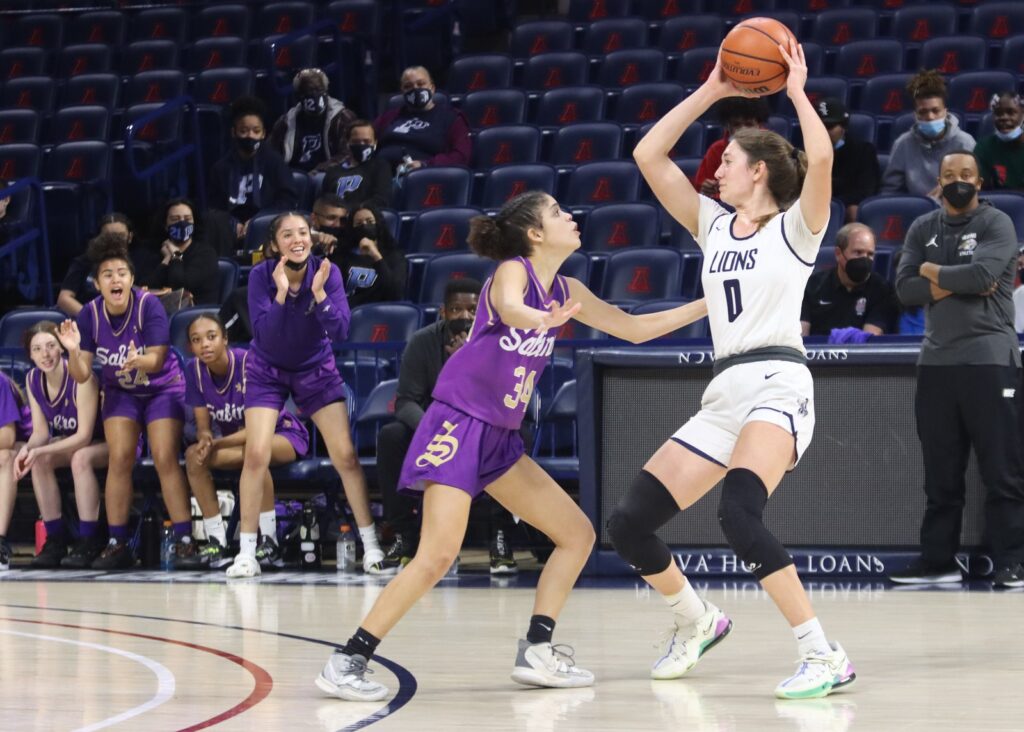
xmin=123 ymin=95 xmax=207 ymax=210
xmin=0 ymin=178 xmax=53 ymax=307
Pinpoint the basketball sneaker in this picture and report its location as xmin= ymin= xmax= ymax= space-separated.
xmin=61 ymin=534 xmax=106 ymax=569
xmin=91 ymin=538 xmax=135 ymax=570
xmin=255 ymin=535 xmax=285 ymax=570
xmin=888 ymin=559 xmax=962 ymax=584
xmin=315 ymin=652 xmax=388 ymax=702
xmin=363 ymin=547 xmax=387 ymax=575
xmin=992 ymin=563 xmax=1024 ymax=589
xmin=511 ymin=640 xmax=595 ymax=688
xmin=30 ymin=533 xmax=68 ymax=569
xmin=651 ymin=601 xmax=732 ymax=680
xmin=775 ymin=642 xmax=856 ymax=700
xmin=0 ymin=536 xmax=11 ymax=571
xmin=376 ymin=535 xmax=414 ymax=574
xmin=226 ymin=553 xmax=261 ymax=578
xmin=176 ymin=536 xmax=231 ymax=570
xmin=490 ymin=530 xmax=518 ymax=575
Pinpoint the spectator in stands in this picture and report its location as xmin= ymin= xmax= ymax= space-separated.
xmin=58 ymin=213 xmax=136 ymax=317
xmin=693 ymin=97 xmax=771 ymax=199
xmin=374 ymin=66 xmax=472 ymax=173
xmin=270 ymin=68 xmax=358 ymax=174
xmin=0 ymin=371 xmax=31 ymax=571
xmin=135 ymin=198 xmax=221 ymax=306
xmin=326 ymin=201 xmax=406 ymax=307
xmin=882 ymin=70 xmax=975 ymax=199
xmin=976 ymin=92 xmax=1024 ymax=191
xmin=816 ymin=97 xmax=880 ymax=223
xmin=892 ymin=150 xmax=1024 ymax=588
xmin=209 ymin=96 xmax=297 ymax=237
xmin=801 ymin=223 xmax=897 ymax=338
xmin=321 ymin=120 xmax=393 ymax=210
xmin=376 ymin=278 xmax=519 ymax=575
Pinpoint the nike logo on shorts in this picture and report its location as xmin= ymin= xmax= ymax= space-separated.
xmin=764 ymin=372 xmax=781 ymax=380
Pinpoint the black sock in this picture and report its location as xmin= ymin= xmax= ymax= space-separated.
xmin=526 ymin=614 xmax=556 ymax=644
xmin=341 ymin=627 xmax=381 ymax=660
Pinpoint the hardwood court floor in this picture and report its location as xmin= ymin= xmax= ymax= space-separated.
xmin=1 ymin=572 xmax=1022 ymax=731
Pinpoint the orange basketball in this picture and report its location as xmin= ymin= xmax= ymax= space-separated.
xmin=719 ymin=17 xmax=796 ymax=95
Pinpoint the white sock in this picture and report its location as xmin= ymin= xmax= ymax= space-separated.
xmin=793 ymin=617 xmax=831 ymax=656
xmin=204 ymin=516 xmax=227 ymax=546
xmin=358 ymin=524 xmax=380 ymax=553
xmin=664 ymin=581 xmax=706 ymax=625
xmin=239 ymin=532 xmax=258 ymax=558
xmin=259 ymin=510 xmax=277 ymax=540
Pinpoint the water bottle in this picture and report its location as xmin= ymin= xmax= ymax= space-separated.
xmin=299 ymin=501 xmax=321 ymax=570
xmin=140 ymin=511 xmax=159 ymax=568
xmin=159 ymin=520 xmax=174 ymax=571
xmin=336 ymin=524 xmax=357 ymax=574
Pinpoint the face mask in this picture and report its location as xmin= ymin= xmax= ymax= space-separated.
xmin=300 ymin=94 xmax=326 ymax=116
xmin=844 ymin=256 xmax=873 ymax=284
xmin=942 ymin=180 xmax=978 ymax=210
xmin=995 ymin=125 xmax=1023 ymax=142
xmin=404 ymin=87 xmax=432 ymax=110
xmin=348 ymin=142 xmax=375 ymax=163
xmin=236 ymin=136 xmax=260 ymax=154
xmin=916 ymin=118 xmax=946 ymax=139
xmin=353 ymin=223 xmax=376 ymax=241
xmin=167 ymin=222 xmax=193 ymax=244
xmin=284 ymin=257 xmax=308 ymax=271
xmin=446 ymin=318 xmax=474 ymax=339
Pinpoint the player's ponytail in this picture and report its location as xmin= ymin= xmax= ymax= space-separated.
xmin=468 ymin=190 xmax=548 ymax=261
xmin=731 ymin=128 xmax=806 ymax=228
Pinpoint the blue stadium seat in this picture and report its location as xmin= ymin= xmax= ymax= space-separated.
xmin=566 ymin=161 xmax=641 ymax=209
xmin=633 ymin=0 xmax=703 ymax=22
xmin=55 ymin=44 xmax=113 ymax=79
xmin=188 ymin=37 xmax=248 ymax=73
xmin=984 ymin=193 xmax=1024 ymax=242
xmin=510 ymin=20 xmax=575 ymax=59
xmin=549 ymin=122 xmax=623 ymax=168
xmin=860 ymin=73 xmax=914 ymax=117
xmin=597 ymin=49 xmax=666 ymax=87
xmin=244 ymin=211 xmax=279 ymax=252
xmin=42 ymin=140 xmax=112 ymax=243
xmin=581 ymin=202 xmax=661 ymax=252
xmin=613 ymin=82 xmax=686 ymax=129
xmin=676 ymin=47 xmax=718 ymax=86
xmin=61 ymin=73 xmax=120 ymax=109
xmin=582 ymin=18 xmax=648 ymax=56
xmin=554 ymin=320 xmax=607 ymax=341
xmin=446 ymin=54 xmax=514 ymax=99
xmin=834 ymin=40 xmax=904 ymax=79
xmin=811 ymin=8 xmax=879 ymax=46
xmin=948 ymin=71 xmax=1018 ymax=119
xmin=658 ymin=15 xmax=725 ymax=62
xmin=919 ymin=36 xmax=988 ymax=75
xmin=534 ymin=86 xmax=605 ymax=127
xmin=472 ymin=125 xmax=542 ymax=169
xmin=775 ymin=78 xmax=849 ymax=119
xmin=354 ymin=378 xmax=397 ymax=460
xmin=0 ymin=110 xmax=40 ymax=146
xmin=0 ymin=309 xmax=64 ymax=349
xmin=194 ymin=67 xmax=255 ymax=106
xmin=132 ymin=8 xmax=188 ymax=44
xmin=0 ymin=48 xmax=47 ymax=81
xmin=523 ymin=52 xmax=590 ymax=92
xmin=847 ymin=112 xmax=877 ymax=146
xmin=169 ymin=306 xmax=221 ymax=355
xmin=257 ymin=2 xmax=315 ymax=37
xmin=124 ymin=103 xmax=182 ymax=145
xmin=738 ymin=9 xmax=798 ymax=35
xmin=890 ymin=5 xmax=957 ymax=44
xmin=419 ymin=253 xmax=496 ymax=304
xmin=1 ymin=77 xmax=55 ymax=116
xmin=637 ymin=120 xmax=704 ymax=158
xmin=799 ymin=41 xmax=826 ymax=78
xmin=11 ymin=14 xmax=63 ymax=49
xmin=347 ymin=303 xmax=421 ymax=344
xmin=124 ymin=70 xmax=187 ymax=107
xmin=258 ymin=34 xmax=316 ymax=77
xmin=567 ymin=0 xmax=631 ymax=22
xmin=407 ymin=207 xmax=482 ymax=254
xmin=194 ymin=4 xmax=252 ymax=40
xmin=0 ymin=143 xmax=41 ymax=181
xmin=531 ymin=379 xmax=579 ymax=480
xmin=66 ymin=10 xmax=127 ymax=46
xmin=600 ymin=248 xmax=683 ymax=303
xmin=399 ymin=167 xmax=472 ymax=212
xmin=715 ymin=0 xmax=780 ymax=16
xmin=1000 ymin=36 xmax=1024 ymax=76
xmin=559 ymin=251 xmax=590 ymax=284
xmin=480 ymin=164 xmax=558 ymax=209
xmin=666 ymin=218 xmax=700 ymax=251
xmin=857 ymin=195 xmax=939 ymax=247
xmin=968 ymin=2 xmax=1024 ymax=43
xmin=460 ymin=89 xmax=528 ymax=129
xmin=216 ymin=259 xmax=240 ymax=304
xmin=121 ymin=41 xmax=179 ymax=76
xmin=631 ymin=299 xmax=706 ymax=339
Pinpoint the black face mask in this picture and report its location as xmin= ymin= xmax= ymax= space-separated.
xmin=404 ymin=87 xmax=432 ymax=110
xmin=167 ymin=222 xmax=193 ymax=244
xmin=236 ymin=136 xmax=260 ymax=154
xmin=446 ymin=317 xmax=474 ymax=339
xmin=348 ymin=142 xmax=375 ymax=163
xmin=283 ymin=257 xmax=308 ymax=271
xmin=844 ymin=256 xmax=873 ymax=285
xmin=352 ymin=224 xmax=376 ymax=242
xmin=299 ymin=94 xmax=326 ymax=117
xmin=942 ymin=180 xmax=978 ymax=210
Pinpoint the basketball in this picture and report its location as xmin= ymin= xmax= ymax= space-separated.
xmin=719 ymin=17 xmax=796 ymax=95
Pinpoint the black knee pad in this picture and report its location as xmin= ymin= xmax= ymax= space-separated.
xmin=717 ymin=468 xmax=792 ymax=580
xmin=606 ymin=470 xmax=679 ymax=576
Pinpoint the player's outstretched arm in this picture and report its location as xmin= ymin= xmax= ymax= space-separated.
xmin=566 ymin=278 xmax=707 ymax=343
xmin=634 ymin=54 xmax=735 ymax=236
xmin=491 ymin=260 xmax=580 ymax=333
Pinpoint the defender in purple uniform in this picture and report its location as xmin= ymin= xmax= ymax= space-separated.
xmin=12 ymin=322 xmax=108 ymax=569
xmin=61 ymin=233 xmax=193 ymax=569
xmin=0 ymin=371 xmax=32 ymax=571
xmin=319 ymin=191 xmax=708 ymax=701
xmin=178 ymin=314 xmax=310 ymax=570
xmin=229 ymin=212 xmax=382 ymax=578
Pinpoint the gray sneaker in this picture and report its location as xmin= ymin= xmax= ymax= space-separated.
xmin=315 ymin=652 xmax=388 ymax=702
xmin=511 ymin=639 xmax=594 ymax=688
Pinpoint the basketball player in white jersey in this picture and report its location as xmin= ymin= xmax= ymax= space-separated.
xmin=611 ymin=40 xmax=856 ymax=699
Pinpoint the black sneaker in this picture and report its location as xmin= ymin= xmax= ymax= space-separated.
xmin=255 ymin=535 xmax=285 ymax=570
xmin=176 ymin=536 xmax=231 ymax=570
xmin=91 ymin=538 xmax=136 ymax=570
xmin=489 ymin=530 xmax=518 ymax=575
xmin=888 ymin=558 xmax=962 ymax=584
xmin=0 ymin=536 xmax=11 ymax=571
xmin=30 ymin=534 xmax=68 ymax=569
xmin=378 ymin=534 xmax=415 ymax=574
xmin=61 ymin=535 xmax=106 ymax=569
xmin=993 ymin=564 xmax=1024 ymax=589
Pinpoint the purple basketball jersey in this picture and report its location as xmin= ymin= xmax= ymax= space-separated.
xmin=77 ymin=288 xmax=184 ymax=395
xmin=432 ymin=257 xmax=568 ymax=430
xmin=0 ymin=373 xmax=31 ymax=441
xmin=27 ymin=362 xmax=102 ymax=440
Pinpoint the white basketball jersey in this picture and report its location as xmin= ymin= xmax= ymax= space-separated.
xmin=694 ymin=195 xmax=825 ymax=359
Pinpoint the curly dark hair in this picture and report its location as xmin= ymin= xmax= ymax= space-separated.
xmin=907 ymin=69 xmax=948 ymax=103
xmin=87 ymin=231 xmax=135 ymax=277
xmin=467 ymin=191 xmax=549 ymax=261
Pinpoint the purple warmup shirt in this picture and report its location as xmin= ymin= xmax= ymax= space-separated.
xmin=27 ymin=362 xmax=103 ymax=440
xmin=0 ymin=373 xmax=32 ymax=441
xmin=432 ymin=257 xmax=569 ymax=430
xmin=77 ymin=288 xmax=183 ymax=395
xmin=185 ymin=347 xmax=308 ymax=441
xmin=247 ymin=255 xmax=351 ymax=371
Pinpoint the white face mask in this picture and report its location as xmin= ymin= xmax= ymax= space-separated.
xmin=995 ymin=125 xmax=1023 ymax=142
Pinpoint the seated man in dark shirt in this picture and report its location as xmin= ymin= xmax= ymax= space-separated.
xmin=801 ymin=222 xmax=898 ymax=338
xmin=817 ymin=97 xmax=880 ymax=223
